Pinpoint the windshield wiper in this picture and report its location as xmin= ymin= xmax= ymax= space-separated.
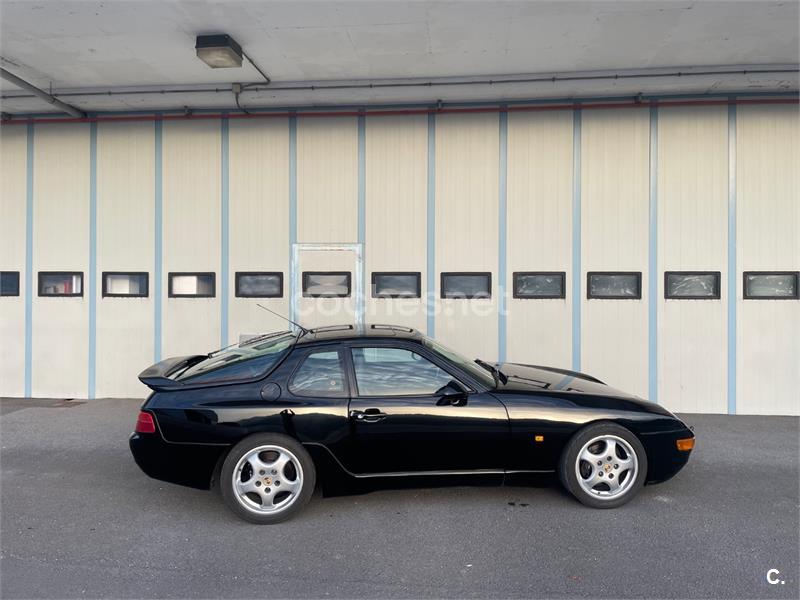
xmin=475 ymin=359 xmax=507 ymax=385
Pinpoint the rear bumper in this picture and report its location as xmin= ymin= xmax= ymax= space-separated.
xmin=642 ymin=427 xmax=695 ymax=484
xmin=129 ymin=432 xmax=228 ymax=490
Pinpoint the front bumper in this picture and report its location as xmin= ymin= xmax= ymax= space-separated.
xmin=641 ymin=426 xmax=695 ymax=484
xmin=129 ymin=432 xmax=228 ymax=490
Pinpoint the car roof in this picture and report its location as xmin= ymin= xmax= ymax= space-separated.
xmin=295 ymin=323 xmax=424 ymax=345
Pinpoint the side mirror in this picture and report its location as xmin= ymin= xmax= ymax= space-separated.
xmin=436 ymin=381 xmax=468 ymax=406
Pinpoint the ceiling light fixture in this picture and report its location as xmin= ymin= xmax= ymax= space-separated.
xmin=195 ymin=34 xmax=243 ymax=69
xmin=195 ymin=34 xmax=271 ymax=85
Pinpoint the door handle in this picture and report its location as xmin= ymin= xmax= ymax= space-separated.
xmin=350 ymin=408 xmax=387 ymax=422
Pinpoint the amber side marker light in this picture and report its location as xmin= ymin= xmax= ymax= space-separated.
xmin=135 ymin=411 xmax=156 ymax=434
xmin=676 ymin=438 xmax=695 ymax=451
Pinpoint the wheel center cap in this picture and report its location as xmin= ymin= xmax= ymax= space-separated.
xmin=264 ymin=477 xmax=273 ymax=485
xmin=603 ymin=464 xmax=612 ymax=473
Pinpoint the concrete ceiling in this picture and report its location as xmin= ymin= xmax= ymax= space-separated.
xmin=1 ymin=0 xmax=798 ymax=115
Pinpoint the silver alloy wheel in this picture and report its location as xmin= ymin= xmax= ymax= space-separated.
xmin=232 ymin=444 xmax=304 ymax=515
xmin=574 ymin=434 xmax=638 ymax=500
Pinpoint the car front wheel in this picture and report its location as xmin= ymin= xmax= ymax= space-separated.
xmin=559 ymin=422 xmax=647 ymax=509
xmin=220 ymin=433 xmax=316 ymax=524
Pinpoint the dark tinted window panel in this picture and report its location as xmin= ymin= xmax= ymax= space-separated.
xmin=102 ymin=272 xmax=149 ymax=297
xmin=372 ymin=272 xmax=421 ymax=298
xmin=665 ymin=272 xmax=720 ymax=299
xmin=168 ymin=273 xmax=215 ymax=298
xmin=38 ymin=272 xmax=83 ymax=297
xmin=441 ymin=272 xmax=492 ymax=299
xmin=351 ymin=347 xmax=454 ymax=396
xmin=235 ymin=272 xmax=283 ymax=298
xmin=587 ymin=272 xmax=641 ymax=299
xmin=0 ymin=271 xmax=20 ymax=296
xmin=289 ymin=350 xmax=347 ymax=397
xmin=513 ymin=272 xmax=565 ymax=299
xmin=302 ymin=272 xmax=351 ymax=298
xmin=743 ymin=272 xmax=799 ymax=299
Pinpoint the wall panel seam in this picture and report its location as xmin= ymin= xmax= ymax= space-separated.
xmin=220 ymin=116 xmax=229 ymax=346
xmin=154 ymin=119 xmax=163 ymax=362
xmin=426 ymin=113 xmax=436 ymax=337
xmin=24 ymin=123 xmax=34 ymax=397
xmin=648 ymin=105 xmax=658 ymax=403
xmin=571 ymin=108 xmax=582 ymax=371
xmin=357 ymin=114 xmax=366 ymax=325
xmin=498 ymin=109 xmax=508 ymax=362
xmin=727 ymin=100 xmax=737 ymax=415
xmin=288 ymin=115 xmax=298 ymax=325
xmin=88 ymin=122 xmax=97 ymax=398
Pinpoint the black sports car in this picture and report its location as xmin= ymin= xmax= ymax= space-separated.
xmin=130 ymin=324 xmax=695 ymax=524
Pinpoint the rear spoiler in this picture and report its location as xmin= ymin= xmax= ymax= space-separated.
xmin=138 ymin=355 xmax=206 ymax=391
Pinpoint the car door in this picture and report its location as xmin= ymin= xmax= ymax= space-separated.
xmin=340 ymin=342 xmax=509 ymax=475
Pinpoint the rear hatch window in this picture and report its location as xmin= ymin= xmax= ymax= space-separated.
xmin=176 ymin=332 xmax=296 ymax=384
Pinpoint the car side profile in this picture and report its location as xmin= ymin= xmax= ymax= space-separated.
xmin=130 ymin=324 xmax=695 ymax=523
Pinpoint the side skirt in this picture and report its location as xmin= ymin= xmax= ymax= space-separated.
xmin=303 ymin=442 xmax=554 ymax=480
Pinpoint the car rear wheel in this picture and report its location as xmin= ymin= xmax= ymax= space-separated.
xmin=559 ymin=422 xmax=647 ymax=509
xmin=220 ymin=433 xmax=316 ymax=524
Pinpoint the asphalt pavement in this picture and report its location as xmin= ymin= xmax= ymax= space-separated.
xmin=0 ymin=397 xmax=798 ymax=599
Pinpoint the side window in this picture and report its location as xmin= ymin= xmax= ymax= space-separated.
xmin=289 ymin=350 xmax=346 ymax=397
xmin=351 ymin=347 xmax=455 ymax=397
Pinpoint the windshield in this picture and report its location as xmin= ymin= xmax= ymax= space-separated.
xmin=421 ymin=336 xmax=495 ymax=387
xmin=176 ymin=332 xmax=296 ymax=383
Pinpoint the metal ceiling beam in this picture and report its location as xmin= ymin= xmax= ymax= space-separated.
xmin=2 ymin=64 xmax=797 ymax=101
xmin=2 ymin=96 xmax=796 ymax=126
xmin=0 ymin=67 xmax=86 ymax=118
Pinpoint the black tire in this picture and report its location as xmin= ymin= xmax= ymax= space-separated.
xmin=559 ymin=422 xmax=647 ymax=509
xmin=220 ymin=433 xmax=316 ymax=524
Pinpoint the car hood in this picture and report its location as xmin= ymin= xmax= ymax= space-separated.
xmin=494 ymin=362 xmax=640 ymax=400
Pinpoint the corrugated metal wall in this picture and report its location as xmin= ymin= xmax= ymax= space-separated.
xmin=737 ymin=106 xmax=800 ymax=415
xmin=435 ymin=113 xmax=499 ymax=360
xmin=0 ymin=126 xmax=26 ymax=398
xmin=228 ymin=119 xmax=290 ymax=342
xmin=365 ymin=115 xmax=428 ymax=333
xmin=97 ymin=122 xmax=155 ymax=398
xmin=31 ymin=124 xmax=91 ymax=398
xmin=657 ymin=106 xmax=728 ymax=413
xmin=0 ymin=104 xmax=797 ymax=414
xmin=581 ymin=109 xmax=650 ymax=399
xmin=506 ymin=111 xmax=573 ymax=368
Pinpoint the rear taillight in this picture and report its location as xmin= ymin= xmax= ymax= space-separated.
xmin=135 ymin=411 xmax=156 ymax=434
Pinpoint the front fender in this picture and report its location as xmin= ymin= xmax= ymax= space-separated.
xmin=497 ymin=390 xmax=688 ymax=472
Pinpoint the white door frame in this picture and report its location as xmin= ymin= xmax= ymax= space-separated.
xmin=290 ymin=242 xmax=364 ymax=329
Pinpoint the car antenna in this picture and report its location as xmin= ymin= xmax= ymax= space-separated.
xmin=256 ymin=303 xmax=310 ymax=336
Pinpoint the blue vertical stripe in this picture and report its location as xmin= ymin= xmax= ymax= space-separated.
xmin=497 ymin=109 xmax=508 ymax=363
xmin=220 ymin=117 xmax=230 ymax=346
xmin=571 ymin=108 xmax=582 ymax=371
xmin=288 ymin=115 xmax=298 ymax=323
xmin=426 ymin=113 xmax=436 ymax=337
xmin=154 ymin=119 xmax=163 ymax=362
xmin=357 ymin=114 xmax=366 ymax=325
xmin=88 ymin=122 xmax=98 ymax=399
xmin=648 ymin=106 xmax=658 ymax=403
xmin=727 ymin=101 xmax=737 ymax=415
xmin=24 ymin=123 xmax=34 ymax=397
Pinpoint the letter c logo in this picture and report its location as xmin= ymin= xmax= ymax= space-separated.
xmin=767 ymin=569 xmax=781 ymax=585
